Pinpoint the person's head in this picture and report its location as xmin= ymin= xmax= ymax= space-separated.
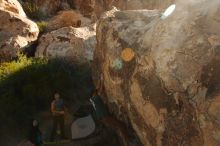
xmin=32 ymin=119 xmax=39 ymax=127
xmin=54 ymin=93 xmax=61 ymax=101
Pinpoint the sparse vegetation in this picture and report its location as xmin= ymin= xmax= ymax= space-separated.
xmin=21 ymin=1 xmax=44 ymax=20
xmin=36 ymin=21 xmax=48 ymax=33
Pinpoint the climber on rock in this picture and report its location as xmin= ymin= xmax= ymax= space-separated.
xmin=90 ymin=76 xmax=131 ymax=146
xmin=50 ymin=93 xmax=67 ymax=141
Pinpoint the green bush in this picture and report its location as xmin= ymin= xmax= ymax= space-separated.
xmin=36 ymin=21 xmax=48 ymax=33
xmin=0 ymin=54 xmax=93 ymax=130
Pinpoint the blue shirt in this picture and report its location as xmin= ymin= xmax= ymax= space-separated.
xmin=54 ymin=99 xmax=64 ymax=111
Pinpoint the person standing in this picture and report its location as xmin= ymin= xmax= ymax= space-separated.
xmin=50 ymin=93 xmax=67 ymax=141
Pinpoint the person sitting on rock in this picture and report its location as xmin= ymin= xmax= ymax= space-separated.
xmin=90 ymin=76 xmax=131 ymax=146
xmin=50 ymin=93 xmax=67 ymax=141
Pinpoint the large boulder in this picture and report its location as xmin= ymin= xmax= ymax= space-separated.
xmin=35 ymin=25 xmax=96 ymax=65
xmin=0 ymin=0 xmax=39 ymax=61
xmin=93 ymin=1 xmax=220 ymax=146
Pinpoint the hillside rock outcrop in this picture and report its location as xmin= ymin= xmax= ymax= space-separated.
xmin=36 ymin=25 xmax=96 ymax=64
xmin=0 ymin=0 xmax=39 ymax=61
xmin=93 ymin=1 xmax=220 ymax=146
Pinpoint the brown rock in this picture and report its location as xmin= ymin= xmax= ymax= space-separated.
xmin=79 ymin=0 xmax=95 ymax=18
xmin=208 ymin=94 xmax=220 ymax=122
xmin=69 ymin=0 xmax=174 ymax=19
xmin=93 ymin=1 xmax=220 ymax=145
xmin=0 ymin=0 xmax=26 ymax=17
xmin=94 ymin=0 xmax=174 ymax=18
xmin=47 ymin=10 xmax=92 ymax=31
xmin=0 ymin=0 xmax=39 ymax=61
xmin=69 ymin=0 xmax=95 ymax=18
xmin=34 ymin=0 xmax=61 ymax=17
xmin=35 ymin=26 xmax=96 ymax=65
xmin=47 ymin=10 xmax=81 ymax=31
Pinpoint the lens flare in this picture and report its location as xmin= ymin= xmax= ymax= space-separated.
xmin=112 ymin=58 xmax=123 ymax=70
xmin=161 ymin=4 xmax=176 ymax=19
xmin=121 ymin=48 xmax=135 ymax=62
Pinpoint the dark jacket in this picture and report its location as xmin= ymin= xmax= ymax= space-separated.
xmin=28 ymin=124 xmax=43 ymax=146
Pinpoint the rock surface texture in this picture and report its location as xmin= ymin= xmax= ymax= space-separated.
xmin=47 ymin=10 xmax=82 ymax=31
xmin=26 ymin=0 xmax=174 ymax=19
xmin=36 ymin=26 xmax=96 ymax=64
xmin=93 ymin=1 xmax=220 ymax=146
xmin=33 ymin=0 xmax=63 ymax=17
xmin=0 ymin=0 xmax=26 ymax=17
xmin=47 ymin=10 xmax=92 ymax=31
xmin=0 ymin=0 xmax=39 ymax=61
xmin=71 ymin=0 xmax=174 ymax=19
xmin=94 ymin=0 xmax=174 ymax=18
xmin=75 ymin=0 xmax=95 ymax=18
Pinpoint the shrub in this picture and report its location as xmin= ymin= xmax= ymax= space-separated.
xmin=0 ymin=53 xmax=33 ymax=79
xmin=36 ymin=21 xmax=48 ymax=33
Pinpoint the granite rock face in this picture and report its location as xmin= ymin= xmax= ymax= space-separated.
xmin=0 ymin=0 xmax=39 ymax=61
xmin=36 ymin=26 xmax=96 ymax=65
xmin=0 ymin=0 xmax=26 ymax=17
xmin=93 ymin=1 xmax=220 ymax=145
